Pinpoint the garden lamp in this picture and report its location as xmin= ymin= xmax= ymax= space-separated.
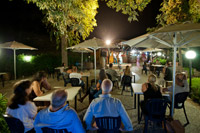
xmin=185 ymin=50 xmax=196 ymax=92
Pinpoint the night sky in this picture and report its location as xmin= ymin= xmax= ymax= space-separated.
xmin=0 ymin=0 xmax=161 ymax=51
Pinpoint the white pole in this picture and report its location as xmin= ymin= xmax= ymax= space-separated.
xmin=171 ymin=32 xmax=178 ymax=117
xmin=14 ymin=49 xmax=16 ymax=80
xmin=81 ymin=52 xmax=83 ymax=71
xmin=94 ymin=49 xmax=97 ymax=84
xmin=171 ymin=46 xmax=177 ymax=116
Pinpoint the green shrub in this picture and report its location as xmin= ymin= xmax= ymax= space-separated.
xmin=16 ymin=54 xmax=61 ymax=78
xmin=153 ymin=58 xmax=167 ymax=65
xmin=0 ymin=93 xmax=9 ymax=132
xmin=190 ymin=78 xmax=200 ymax=103
xmin=159 ymin=58 xmax=167 ymax=65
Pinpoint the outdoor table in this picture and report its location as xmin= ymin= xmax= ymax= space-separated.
xmin=81 ymin=72 xmax=90 ymax=92
xmin=33 ymin=86 xmax=81 ymax=110
xmin=151 ymin=65 xmax=165 ymax=77
xmin=131 ymin=83 xmax=170 ymax=123
xmin=0 ymin=72 xmax=6 ymax=88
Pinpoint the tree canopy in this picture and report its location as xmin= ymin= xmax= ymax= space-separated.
xmin=26 ymin=0 xmax=98 ymax=46
xmin=156 ymin=0 xmax=200 ymax=27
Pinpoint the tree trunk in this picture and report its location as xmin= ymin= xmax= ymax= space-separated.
xmin=178 ymin=48 xmax=183 ymax=67
xmin=61 ymin=35 xmax=68 ymax=66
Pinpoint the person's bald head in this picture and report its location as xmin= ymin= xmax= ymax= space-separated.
xmin=102 ymin=79 xmax=113 ymax=94
xmin=51 ymin=89 xmax=67 ymax=109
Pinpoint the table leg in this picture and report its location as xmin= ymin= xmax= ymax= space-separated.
xmin=134 ymin=94 xmax=136 ymax=109
xmin=138 ymin=94 xmax=140 ymax=124
xmin=86 ymin=77 xmax=88 ymax=93
xmin=75 ymin=95 xmax=77 ymax=110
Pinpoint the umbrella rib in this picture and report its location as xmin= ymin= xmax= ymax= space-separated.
xmin=167 ymin=33 xmax=174 ymax=44
xmin=150 ymin=35 xmax=172 ymax=47
xmin=178 ymin=34 xmax=200 ymax=47
xmin=178 ymin=31 xmax=196 ymax=45
xmin=131 ymin=37 xmax=149 ymax=48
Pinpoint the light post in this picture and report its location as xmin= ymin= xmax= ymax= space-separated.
xmin=185 ymin=50 xmax=196 ymax=92
xmin=106 ymin=40 xmax=111 ymax=64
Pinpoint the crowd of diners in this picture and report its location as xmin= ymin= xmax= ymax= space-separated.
xmin=5 ymin=63 xmax=189 ymax=133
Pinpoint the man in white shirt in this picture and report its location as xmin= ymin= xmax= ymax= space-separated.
xmin=106 ymin=63 xmax=118 ymax=81
xmin=69 ymin=66 xmax=85 ymax=91
xmin=83 ymin=79 xmax=133 ymax=131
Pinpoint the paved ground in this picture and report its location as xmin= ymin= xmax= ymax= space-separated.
xmin=1 ymin=65 xmax=200 ymax=133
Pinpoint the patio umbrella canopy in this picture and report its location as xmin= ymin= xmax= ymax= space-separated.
xmin=71 ymin=48 xmax=93 ymax=71
xmin=67 ymin=37 xmax=118 ymax=83
xmin=142 ymin=48 xmax=163 ymax=52
xmin=122 ymin=22 xmax=200 ymax=117
xmin=0 ymin=41 xmax=37 ymax=79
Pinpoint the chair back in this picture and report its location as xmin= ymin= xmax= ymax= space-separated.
xmin=145 ymin=99 xmax=168 ymax=122
xmin=174 ymin=92 xmax=189 ymax=109
xmin=122 ymin=75 xmax=132 ymax=86
xmin=3 ymin=114 xmax=24 ymax=133
xmin=42 ymin=127 xmax=69 ymax=133
xmin=106 ymin=73 xmax=112 ymax=81
xmin=95 ymin=116 xmax=121 ymax=133
xmin=70 ymin=78 xmax=80 ymax=86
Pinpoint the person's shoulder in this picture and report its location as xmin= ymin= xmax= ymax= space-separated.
xmin=64 ymin=106 xmax=77 ymax=113
xmin=26 ymin=101 xmax=36 ymax=107
xmin=32 ymin=81 xmax=39 ymax=85
xmin=63 ymin=106 xmax=79 ymax=116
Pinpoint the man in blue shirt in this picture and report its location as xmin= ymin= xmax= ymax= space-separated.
xmin=34 ymin=89 xmax=85 ymax=133
xmin=83 ymin=79 xmax=133 ymax=131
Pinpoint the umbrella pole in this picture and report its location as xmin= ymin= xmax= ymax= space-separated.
xmin=81 ymin=52 xmax=83 ymax=71
xmin=14 ymin=49 xmax=16 ymax=80
xmin=94 ymin=49 xmax=97 ymax=84
xmin=171 ymin=44 xmax=178 ymax=117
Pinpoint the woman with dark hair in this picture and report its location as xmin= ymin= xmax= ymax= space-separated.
xmin=78 ymin=69 xmax=107 ymax=103
xmin=6 ymin=80 xmax=37 ymax=133
xmin=29 ymin=71 xmax=51 ymax=100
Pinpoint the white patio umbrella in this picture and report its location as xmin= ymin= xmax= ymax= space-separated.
xmin=0 ymin=41 xmax=37 ymax=79
xmin=71 ymin=48 xmax=93 ymax=71
xmin=122 ymin=22 xmax=200 ymax=117
xmin=142 ymin=48 xmax=163 ymax=52
xmin=67 ymin=37 xmax=118 ymax=83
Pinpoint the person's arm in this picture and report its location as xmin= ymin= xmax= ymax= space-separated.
xmin=83 ymin=102 xmax=94 ymax=130
xmin=118 ymin=100 xmax=133 ymax=131
xmin=26 ymin=102 xmax=37 ymax=119
xmin=96 ymin=82 xmax=101 ymax=91
xmin=32 ymin=81 xmax=43 ymax=96
xmin=142 ymin=83 xmax=148 ymax=92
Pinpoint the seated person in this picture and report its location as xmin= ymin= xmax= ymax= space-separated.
xmin=164 ymin=62 xmax=173 ymax=81
xmin=106 ymin=63 xmax=118 ymax=82
xmin=121 ymin=65 xmax=132 ymax=84
xmin=6 ymin=80 xmax=37 ymax=133
xmin=163 ymin=72 xmax=189 ymax=101
xmin=142 ymin=61 xmax=148 ymax=75
xmin=34 ymin=89 xmax=85 ymax=133
xmin=83 ymin=79 xmax=133 ymax=131
xmin=79 ymin=69 xmax=107 ymax=103
xmin=69 ymin=66 xmax=85 ymax=91
xmin=141 ymin=74 xmax=162 ymax=114
xmin=29 ymin=71 xmax=51 ymax=100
